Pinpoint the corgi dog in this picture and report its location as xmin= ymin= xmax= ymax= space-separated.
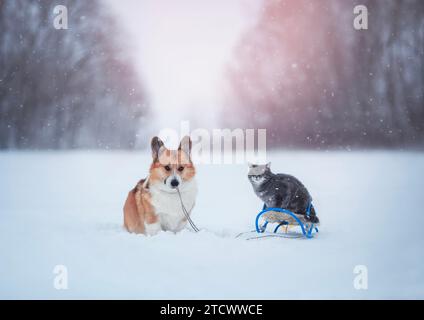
xmin=123 ymin=136 xmax=197 ymax=235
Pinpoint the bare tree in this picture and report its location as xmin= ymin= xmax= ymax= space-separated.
xmin=0 ymin=0 xmax=150 ymax=149
xmin=224 ymin=0 xmax=424 ymax=148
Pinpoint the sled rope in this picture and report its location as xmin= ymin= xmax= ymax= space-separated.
xmin=176 ymin=187 xmax=199 ymax=232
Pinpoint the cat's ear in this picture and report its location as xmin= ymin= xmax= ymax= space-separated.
xmin=248 ymin=162 xmax=258 ymax=168
xmin=266 ymin=162 xmax=271 ymax=169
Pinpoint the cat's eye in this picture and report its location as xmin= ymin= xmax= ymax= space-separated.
xmin=164 ymin=165 xmax=171 ymax=171
xmin=178 ymin=166 xmax=184 ymax=172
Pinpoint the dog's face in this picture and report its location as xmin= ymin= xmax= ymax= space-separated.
xmin=149 ymin=136 xmax=196 ymax=191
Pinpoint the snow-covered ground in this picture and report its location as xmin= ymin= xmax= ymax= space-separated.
xmin=1 ymin=151 xmax=423 ymax=299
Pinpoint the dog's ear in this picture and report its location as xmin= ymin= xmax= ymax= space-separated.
xmin=151 ymin=136 xmax=164 ymax=161
xmin=178 ymin=136 xmax=192 ymax=156
xmin=266 ymin=162 xmax=271 ymax=169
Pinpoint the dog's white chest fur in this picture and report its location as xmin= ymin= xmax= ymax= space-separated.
xmin=149 ymin=180 xmax=197 ymax=233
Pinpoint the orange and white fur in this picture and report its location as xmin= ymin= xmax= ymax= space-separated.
xmin=123 ymin=136 xmax=197 ymax=235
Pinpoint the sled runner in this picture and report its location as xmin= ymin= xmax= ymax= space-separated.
xmin=253 ymin=203 xmax=318 ymax=239
xmin=235 ymin=229 xmax=306 ymax=240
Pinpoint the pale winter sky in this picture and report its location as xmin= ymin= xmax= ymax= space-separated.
xmin=106 ymin=0 xmax=261 ymax=134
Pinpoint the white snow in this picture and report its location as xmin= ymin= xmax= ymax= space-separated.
xmin=1 ymin=151 xmax=424 ymax=299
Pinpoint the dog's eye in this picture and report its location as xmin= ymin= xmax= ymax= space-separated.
xmin=164 ymin=165 xmax=171 ymax=171
xmin=178 ymin=166 xmax=184 ymax=172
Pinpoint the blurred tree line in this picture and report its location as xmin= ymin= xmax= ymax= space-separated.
xmin=0 ymin=0 xmax=149 ymax=149
xmin=225 ymin=0 xmax=424 ymax=149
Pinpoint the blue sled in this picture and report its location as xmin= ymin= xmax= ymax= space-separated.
xmin=255 ymin=204 xmax=319 ymax=239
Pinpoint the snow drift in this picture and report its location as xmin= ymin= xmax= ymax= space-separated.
xmin=0 ymin=151 xmax=423 ymax=299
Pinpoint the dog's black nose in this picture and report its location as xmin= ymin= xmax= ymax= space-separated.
xmin=170 ymin=179 xmax=179 ymax=188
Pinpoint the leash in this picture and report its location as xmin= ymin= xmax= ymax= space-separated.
xmin=143 ymin=175 xmax=199 ymax=233
xmin=176 ymin=187 xmax=200 ymax=232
